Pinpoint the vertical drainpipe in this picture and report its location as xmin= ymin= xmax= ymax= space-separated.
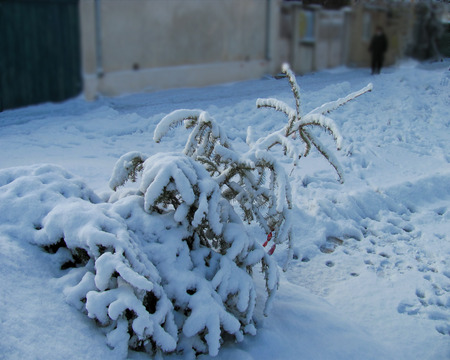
xmin=265 ymin=0 xmax=272 ymax=62
xmin=94 ymin=0 xmax=103 ymax=78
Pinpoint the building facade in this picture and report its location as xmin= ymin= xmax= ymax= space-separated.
xmin=79 ymin=0 xmax=281 ymax=99
xmin=3 ymin=0 xmax=446 ymax=109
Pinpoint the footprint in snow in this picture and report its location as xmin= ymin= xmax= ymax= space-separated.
xmin=319 ymin=236 xmax=343 ymax=254
xmin=398 ymin=265 xmax=450 ymax=336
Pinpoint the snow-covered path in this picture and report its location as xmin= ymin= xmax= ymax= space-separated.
xmin=0 ymin=60 xmax=449 ymax=359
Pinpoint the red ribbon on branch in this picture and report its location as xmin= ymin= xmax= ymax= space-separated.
xmin=263 ymin=231 xmax=276 ymax=255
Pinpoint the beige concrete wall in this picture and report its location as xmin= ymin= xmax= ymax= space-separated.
xmin=79 ymin=0 xmax=97 ymax=74
xmin=79 ymin=0 xmax=98 ymax=98
xmin=285 ymin=4 xmax=317 ymax=75
xmin=80 ymin=0 xmax=281 ymax=99
xmin=314 ymin=10 xmax=346 ymax=71
xmin=284 ymin=5 xmax=348 ymax=74
xmin=280 ymin=2 xmax=416 ymax=75
xmin=346 ymin=3 xmax=415 ymax=68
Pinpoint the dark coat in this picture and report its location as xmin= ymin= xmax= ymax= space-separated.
xmin=369 ymin=33 xmax=388 ymax=55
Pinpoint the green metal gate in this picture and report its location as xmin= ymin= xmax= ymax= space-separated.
xmin=0 ymin=0 xmax=82 ymax=111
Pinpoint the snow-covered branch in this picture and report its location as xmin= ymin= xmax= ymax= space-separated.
xmin=153 ymin=109 xmax=203 ymax=143
xmin=257 ymin=64 xmax=371 ymax=183
xmin=307 ymin=83 xmax=373 ymax=116
xmin=256 ymin=98 xmax=297 ymax=126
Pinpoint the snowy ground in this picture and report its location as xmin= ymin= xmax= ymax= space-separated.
xmin=1 ymin=59 xmax=449 ymax=359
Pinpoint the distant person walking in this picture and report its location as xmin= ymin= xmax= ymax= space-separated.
xmin=369 ymin=26 xmax=388 ymax=75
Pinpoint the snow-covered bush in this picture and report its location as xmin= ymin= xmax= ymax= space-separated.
xmin=0 ymin=162 xmax=277 ymax=358
xmin=152 ymin=64 xmax=372 ymax=268
xmin=109 ymin=152 xmax=278 ymax=356
xmin=0 ymin=165 xmax=178 ymax=356
xmin=0 ymin=64 xmax=372 ymax=358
